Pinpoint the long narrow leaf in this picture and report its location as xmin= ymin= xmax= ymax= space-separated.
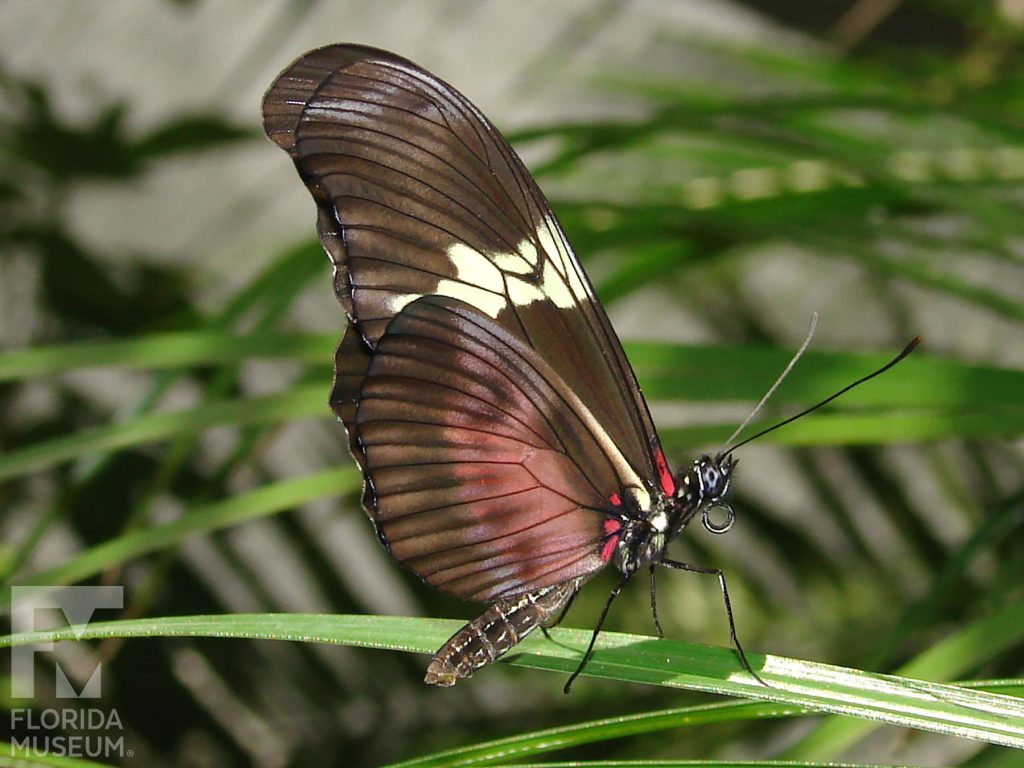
xmin=780 ymin=594 xmax=1024 ymax=760
xmin=0 ymin=331 xmax=332 ymax=382
xmin=2 ymin=614 xmax=1022 ymax=749
xmin=0 ymin=385 xmax=327 ymax=482
xmin=0 ymin=742 xmax=115 ymax=767
xmin=7 ymin=332 xmax=1024 ymax=413
xmin=383 ymin=701 xmax=804 ymax=768
xmin=2 ymin=468 xmax=358 ymax=594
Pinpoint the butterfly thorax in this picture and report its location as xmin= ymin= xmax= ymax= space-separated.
xmin=610 ymin=496 xmax=671 ymax=576
xmin=612 ymin=453 xmax=735 ymax=576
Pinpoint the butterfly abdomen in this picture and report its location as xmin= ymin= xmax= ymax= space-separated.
xmin=425 ymin=578 xmax=583 ymax=686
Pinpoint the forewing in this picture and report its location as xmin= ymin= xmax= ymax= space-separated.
xmin=349 ymin=296 xmax=626 ymax=601
xmin=263 ymin=44 xmax=663 ymax=490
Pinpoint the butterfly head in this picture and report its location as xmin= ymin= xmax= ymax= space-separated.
xmin=670 ymin=453 xmax=737 ymax=537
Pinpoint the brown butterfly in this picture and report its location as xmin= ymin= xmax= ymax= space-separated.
xmin=262 ymin=44 xmax=918 ymax=690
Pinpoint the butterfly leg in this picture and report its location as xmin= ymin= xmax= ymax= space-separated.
xmin=648 ymin=565 xmax=665 ymax=638
xmin=659 ymin=558 xmax=767 ymax=687
xmin=540 ymin=589 xmax=579 ymax=641
xmin=563 ymin=572 xmax=631 ymax=694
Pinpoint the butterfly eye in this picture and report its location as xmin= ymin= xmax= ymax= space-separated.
xmin=701 ymin=465 xmax=722 ymax=495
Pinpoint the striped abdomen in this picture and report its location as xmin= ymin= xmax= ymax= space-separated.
xmin=424 ymin=578 xmax=583 ymax=686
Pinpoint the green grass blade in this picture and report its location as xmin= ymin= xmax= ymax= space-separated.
xmin=659 ymin=408 xmax=1024 ymax=452
xmin=2 ymin=614 xmax=1022 ymax=749
xmin=2 ymin=468 xmax=358 ymax=595
xmin=3 ymin=335 xmax=1021 ymax=480
xmin=5 ymin=330 xmax=1022 ymax=415
xmin=5 ymin=402 xmax=1016 ymax=487
xmin=0 ymin=743 xmax=115 ymax=767
xmin=477 ymin=762 xmax=940 ymax=767
xmin=383 ymin=700 xmax=804 ymax=768
xmin=0 ymin=331 xmax=332 ymax=382
xmin=627 ymin=343 xmax=1024 ymax=408
xmin=594 ymin=241 xmax=698 ymax=305
xmin=488 ymin=763 xmax=937 ymax=768
xmin=6 ymin=401 xmax=1011 ymax=489
xmin=0 ymin=385 xmax=327 ymax=482
xmin=385 ymin=679 xmax=1024 ymax=768
xmin=964 ymin=680 xmax=1024 ymax=697
xmin=781 ymin=595 xmax=1024 ymax=760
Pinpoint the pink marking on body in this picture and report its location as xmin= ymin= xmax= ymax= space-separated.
xmin=600 ymin=518 xmax=621 ymax=562
xmin=655 ymin=448 xmax=675 ymax=495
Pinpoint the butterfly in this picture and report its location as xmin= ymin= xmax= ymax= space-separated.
xmin=261 ymin=44 xmax=917 ymax=690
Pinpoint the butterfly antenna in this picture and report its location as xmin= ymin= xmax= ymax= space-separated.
xmin=721 ymin=313 xmax=819 ymax=452
xmin=724 ymin=335 xmax=922 ymax=456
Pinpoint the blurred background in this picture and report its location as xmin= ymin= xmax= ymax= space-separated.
xmin=2 ymin=1 xmax=1023 ymax=766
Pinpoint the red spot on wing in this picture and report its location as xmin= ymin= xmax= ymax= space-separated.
xmin=609 ymin=492 xmax=621 ymax=506
xmin=600 ymin=518 xmax=621 ymax=562
xmin=655 ymin=448 xmax=675 ymax=495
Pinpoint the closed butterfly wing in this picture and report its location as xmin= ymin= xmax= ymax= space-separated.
xmin=353 ymin=295 xmax=633 ymax=601
xmin=262 ymin=45 xmax=674 ymax=503
xmin=262 ymin=45 xmax=675 ymax=684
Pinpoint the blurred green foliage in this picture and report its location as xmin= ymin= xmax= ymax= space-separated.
xmin=1 ymin=1 xmax=1022 ymax=767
